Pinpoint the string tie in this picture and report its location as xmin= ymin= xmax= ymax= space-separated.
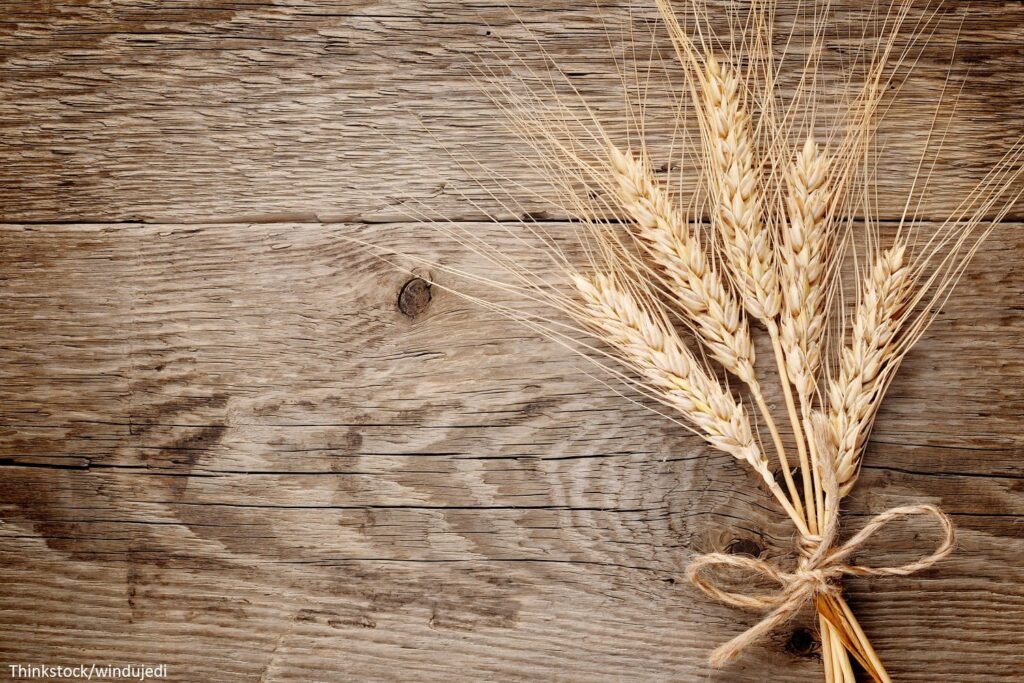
xmin=687 ymin=504 xmax=955 ymax=667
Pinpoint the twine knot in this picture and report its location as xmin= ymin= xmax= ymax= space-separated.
xmin=687 ymin=504 xmax=955 ymax=667
xmin=791 ymin=564 xmax=842 ymax=597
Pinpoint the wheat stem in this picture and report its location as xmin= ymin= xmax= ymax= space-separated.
xmin=751 ymin=388 xmax=803 ymax=518
xmin=836 ymin=595 xmax=891 ymax=683
xmin=836 ymin=635 xmax=856 ymax=682
xmin=768 ymin=320 xmax=813 ymax=527
xmin=820 ymin=615 xmax=836 ymax=683
xmin=806 ymin=413 xmax=827 ymax=534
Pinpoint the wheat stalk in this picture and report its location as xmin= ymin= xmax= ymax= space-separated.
xmin=698 ymin=55 xmax=815 ymax=525
xmin=607 ymin=144 xmax=806 ymax=518
xmin=572 ymin=271 xmax=809 ymax=534
xmin=828 ymin=244 xmax=911 ymax=496
xmin=571 ymin=272 xmax=757 ymax=461
xmin=779 ymin=137 xmax=836 ymax=528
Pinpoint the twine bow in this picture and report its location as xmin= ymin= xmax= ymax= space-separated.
xmin=687 ymin=503 xmax=956 ymax=667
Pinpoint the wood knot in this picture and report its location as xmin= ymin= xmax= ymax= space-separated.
xmin=397 ymin=277 xmax=432 ymax=317
xmin=785 ymin=627 xmax=818 ymax=657
xmin=725 ymin=538 xmax=763 ymax=558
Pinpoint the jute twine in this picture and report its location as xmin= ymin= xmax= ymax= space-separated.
xmin=689 ymin=416 xmax=957 ymax=668
xmin=686 ymin=418 xmax=957 ymax=671
xmin=689 ymin=503 xmax=955 ymax=667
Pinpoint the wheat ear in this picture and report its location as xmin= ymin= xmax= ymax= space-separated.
xmin=608 ymin=146 xmax=757 ymax=384
xmin=700 ymin=56 xmax=781 ymax=323
xmin=779 ymin=137 xmax=835 ymax=528
xmin=828 ymin=245 xmax=911 ymax=496
xmin=700 ymin=56 xmax=812 ymax=524
xmin=781 ymin=137 xmax=834 ymax=403
xmin=572 ymin=272 xmax=809 ymax=534
xmin=606 ymin=145 xmax=803 ymax=515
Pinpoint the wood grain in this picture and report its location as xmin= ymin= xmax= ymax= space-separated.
xmin=1 ymin=221 xmax=1023 ymax=681
xmin=2 ymin=1 xmax=1024 ymax=681
xmin=0 ymin=1 xmax=1022 ymax=224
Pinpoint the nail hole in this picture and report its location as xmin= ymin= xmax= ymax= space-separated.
xmin=725 ymin=538 xmax=763 ymax=558
xmin=397 ymin=277 xmax=432 ymax=318
xmin=786 ymin=627 xmax=818 ymax=657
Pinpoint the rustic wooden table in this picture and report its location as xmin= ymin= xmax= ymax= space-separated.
xmin=1 ymin=2 xmax=1022 ymax=681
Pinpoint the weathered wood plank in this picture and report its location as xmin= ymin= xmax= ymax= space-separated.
xmin=0 ymin=1 xmax=1022 ymax=223
xmin=1 ymin=221 xmax=1023 ymax=680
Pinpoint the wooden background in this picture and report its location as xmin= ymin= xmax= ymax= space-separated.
xmin=1 ymin=2 xmax=1023 ymax=681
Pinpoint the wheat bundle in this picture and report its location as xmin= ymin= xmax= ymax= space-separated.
xmin=360 ymin=1 xmax=1024 ymax=679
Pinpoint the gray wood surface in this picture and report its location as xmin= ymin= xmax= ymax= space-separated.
xmin=1 ymin=2 xmax=1023 ymax=682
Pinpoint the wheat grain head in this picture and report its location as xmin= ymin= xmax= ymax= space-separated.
xmin=700 ymin=56 xmax=783 ymax=324
xmin=780 ymin=137 xmax=835 ymax=405
xmin=607 ymin=145 xmax=759 ymax=386
xmin=827 ymin=244 xmax=911 ymax=494
xmin=571 ymin=272 xmax=770 ymax=474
